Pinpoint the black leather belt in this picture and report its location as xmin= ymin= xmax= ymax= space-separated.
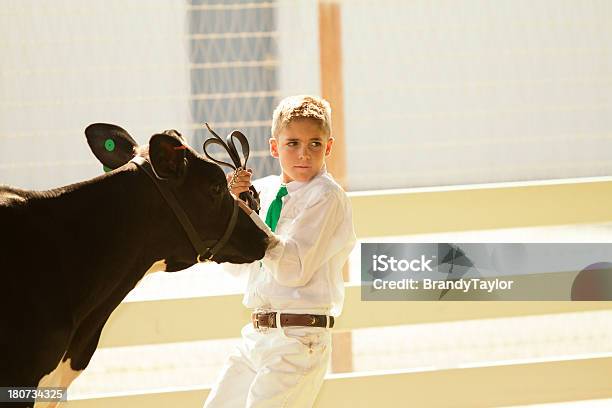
xmin=252 ymin=312 xmax=334 ymax=329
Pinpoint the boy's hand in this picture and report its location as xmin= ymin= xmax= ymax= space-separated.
xmin=227 ymin=168 xmax=253 ymax=197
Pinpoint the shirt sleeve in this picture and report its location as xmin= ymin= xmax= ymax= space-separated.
xmin=221 ymin=209 xmax=278 ymax=277
xmin=261 ymin=190 xmax=345 ymax=287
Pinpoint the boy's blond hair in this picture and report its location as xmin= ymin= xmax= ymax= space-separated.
xmin=271 ymin=95 xmax=332 ymax=139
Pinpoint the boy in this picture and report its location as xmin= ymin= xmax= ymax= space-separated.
xmin=204 ymin=95 xmax=356 ymax=407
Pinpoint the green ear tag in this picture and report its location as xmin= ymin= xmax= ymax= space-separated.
xmin=103 ymin=165 xmax=113 ymax=173
xmin=104 ymin=139 xmax=115 ymax=152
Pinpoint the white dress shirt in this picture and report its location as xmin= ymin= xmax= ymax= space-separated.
xmin=235 ymin=168 xmax=356 ymax=317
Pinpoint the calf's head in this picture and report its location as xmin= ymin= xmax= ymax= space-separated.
xmin=86 ymin=123 xmax=269 ymax=270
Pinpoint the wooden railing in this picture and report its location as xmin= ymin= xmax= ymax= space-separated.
xmin=66 ymin=178 xmax=612 ymax=407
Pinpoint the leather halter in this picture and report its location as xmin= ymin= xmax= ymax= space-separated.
xmin=202 ymin=123 xmax=261 ymax=213
xmin=130 ymin=156 xmax=239 ymax=263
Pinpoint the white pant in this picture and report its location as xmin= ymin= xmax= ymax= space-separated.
xmin=204 ymin=323 xmax=332 ymax=408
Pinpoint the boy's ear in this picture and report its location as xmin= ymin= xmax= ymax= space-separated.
xmin=149 ymin=131 xmax=187 ymax=180
xmin=269 ymin=137 xmax=279 ymax=158
xmin=325 ymin=136 xmax=334 ymax=157
xmin=85 ymin=123 xmax=139 ymax=171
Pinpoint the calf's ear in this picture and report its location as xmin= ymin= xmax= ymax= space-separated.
xmin=149 ymin=131 xmax=187 ymax=180
xmin=85 ymin=123 xmax=139 ymax=171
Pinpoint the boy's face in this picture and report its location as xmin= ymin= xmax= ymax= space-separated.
xmin=269 ymin=118 xmax=334 ymax=184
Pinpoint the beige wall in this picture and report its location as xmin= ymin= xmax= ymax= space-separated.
xmin=0 ymin=0 xmax=191 ymax=190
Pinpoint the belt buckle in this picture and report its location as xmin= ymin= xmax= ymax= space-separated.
xmin=253 ymin=310 xmax=271 ymax=333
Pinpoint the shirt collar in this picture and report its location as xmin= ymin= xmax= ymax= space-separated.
xmin=283 ymin=164 xmax=327 ymax=195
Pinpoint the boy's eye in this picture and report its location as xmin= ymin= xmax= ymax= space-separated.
xmin=287 ymin=141 xmax=298 ymax=147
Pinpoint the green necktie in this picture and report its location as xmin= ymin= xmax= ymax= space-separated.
xmin=265 ymin=185 xmax=288 ymax=232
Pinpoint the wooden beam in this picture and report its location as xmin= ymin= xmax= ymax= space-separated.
xmin=64 ymin=356 xmax=612 ymax=408
xmin=317 ymin=356 xmax=612 ymax=407
xmin=319 ymin=0 xmax=346 ymax=189
xmin=98 ymin=285 xmax=612 ymax=348
xmin=319 ymin=0 xmax=352 ymax=374
xmin=349 ymin=178 xmax=612 ymax=237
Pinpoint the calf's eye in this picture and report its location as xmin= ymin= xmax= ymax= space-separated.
xmin=211 ymin=184 xmax=225 ymax=195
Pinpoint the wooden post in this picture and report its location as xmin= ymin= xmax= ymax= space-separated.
xmin=319 ymin=0 xmax=353 ymax=374
xmin=319 ymin=0 xmax=347 ymax=189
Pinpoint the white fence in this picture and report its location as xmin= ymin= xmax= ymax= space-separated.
xmin=67 ymin=179 xmax=612 ymax=407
